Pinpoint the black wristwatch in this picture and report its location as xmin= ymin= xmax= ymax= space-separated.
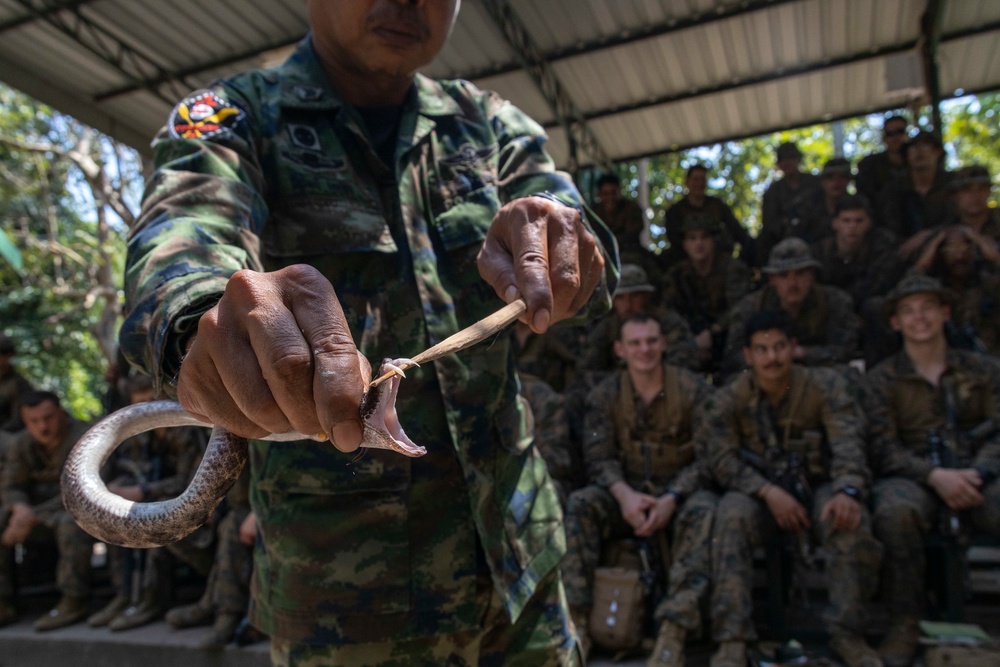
xmin=838 ymin=485 xmax=860 ymax=500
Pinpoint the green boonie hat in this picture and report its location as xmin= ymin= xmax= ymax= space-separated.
xmin=948 ymin=165 xmax=992 ymax=191
xmin=821 ymin=157 xmax=853 ymax=178
xmin=776 ymin=142 xmax=801 ymax=160
xmin=615 ymin=264 xmax=656 ymax=295
xmin=762 ymin=237 xmax=821 ymax=274
xmin=681 ymin=211 xmax=721 ymax=235
xmin=883 ymin=274 xmax=955 ymax=317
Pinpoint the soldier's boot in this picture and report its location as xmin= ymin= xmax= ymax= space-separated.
xmin=0 ymin=598 xmax=16 ymax=628
xmin=198 ymin=612 xmax=242 ymax=650
xmin=647 ymin=619 xmax=686 ymax=667
xmin=877 ymin=617 xmax=920 ymax=667
xmin=710 ymin=641 xmax=747 ymax=667
xmin=108 ymin=591 xmax=163 ymax=632
xmin=570 ymin=607 xmax=591 ymax=660
xmin=165 ymin=600 xmax=214 ymax=629
xmin=33 ymin=595 xmax=89 ymax=632
xmin=88 ymin=593 xmax=130 ymax=627
xmin=829 ymin=634 xmax=884 ymax=667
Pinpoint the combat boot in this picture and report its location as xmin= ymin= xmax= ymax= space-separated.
xmin=878 ymin=617 xmax=920 ymax=667
xmin=165 ymin=600 xmax=214 ymax=629
xmin=829 ymin=634 xmax=883 ymax=667
xmin=710 ymin=641 xmax=747 ymax=667
xmin=108 ymin=591 xmax=163 ymax=631
xmin=648 ymin=619 xmax=686 ymax=667
xmin=0 ymin=598 xmax=16 ymax=628
xmin=198 ymin=612 xmax=241 ymax=650
xmin=88 ymin=593 xmax=130 ymax=627
xmin=33 ymin=595 xmax=89 ymax=631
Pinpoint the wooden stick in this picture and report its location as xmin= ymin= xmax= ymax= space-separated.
xmin=368 ymin=299 xmax=527 ymax=388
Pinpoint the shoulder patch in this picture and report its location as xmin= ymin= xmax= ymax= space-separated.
xmin=169 ymin=91 xmax=244 ymax=140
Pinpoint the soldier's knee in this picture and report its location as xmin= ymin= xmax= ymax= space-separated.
xmin=715 ymin=492 xmax=758 ymax=531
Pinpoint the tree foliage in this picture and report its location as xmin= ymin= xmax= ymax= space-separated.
xmin=0 ymin=84 xmax=140 ymax=419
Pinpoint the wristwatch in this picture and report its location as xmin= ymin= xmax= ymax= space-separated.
xmin=838 ymin=485 xmax=860 ymax=500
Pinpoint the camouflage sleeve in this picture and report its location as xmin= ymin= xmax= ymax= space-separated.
xmin=1 ymin=439 xmax=31 ymax=508
xmin=798 ymin=287 xmax=860 ymax=366
xmin=817 ymin=369 xmax=871 ymax=495
xmin=720 ymin=293 xmax=755 ymax=378
xmin=121 ymin=83 xmax=268 ymax=394
xmin=146 ymin=426 xmax=208 ymax=500
xmin=724 ymin=258 xmax=752 ymax=310
xmin=971 ymin=355 xmax=1000 ymax=478
xmin=861 ymin=364 xmax=934 ymax=482
xmin=484 ymin=91 xmax=618 ymax=320
xmin=582 ymin=377 xmax=626 ymax=489
xmin=707 ymin=386 xmax=770 ymax=495
xmin=669 ymin=372 xmax=715 ymax=497
xmin=660 ymin=310 xmax=698 ymax=371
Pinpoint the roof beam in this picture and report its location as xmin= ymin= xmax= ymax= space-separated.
xmin=479 ymin=0 xmax=610 ymax=172
xmin=0 ymin=0 xmax=96 ymax=35
xmin=9 ymin=0 xmax=196 ymax=106
xmin=542 ymin=20 xmax=1000 ymax=132
xmin=921 ymin=0 xmax=947 ymax=137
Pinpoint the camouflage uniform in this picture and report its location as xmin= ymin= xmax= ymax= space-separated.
xmin=943 ymin=265 xmax=1000 ymax=358
xmin=513 ymin=326 xmax=583 ymax=394
xmin=880 ymin=170 xmax=953 ymax=240
xmin=720 ymin=283 xmax=860 ymax=377
xmin=811 ymin=227 xmax=901 ymax=308
xmin=662 ymin=196 xmax=755 ymax=266
xmin=856 ymin=150 xmax=908 ymax=209
xmin=863 ymin=349 xmax=1000 ymax=616
xmin=519 ymin=374 xmax=582 ymax=508
xmin=120 ymin=36 xmax=615 ymax=662
xmin=707 ymin=366 xmax=880 ymax=641
xmin=563 ymin=364 xmax=716 ymax=631
xmin=0 ymin=419 xmax=94 ymax=602
xmin=758 ymin=173 xmax=823 ymax=266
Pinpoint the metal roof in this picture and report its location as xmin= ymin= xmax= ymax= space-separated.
xmin=1 ymin=0 xmax=998 ymax=168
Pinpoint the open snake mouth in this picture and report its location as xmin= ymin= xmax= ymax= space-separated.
xmin=361 ymin=358 xmax=425 ymax=457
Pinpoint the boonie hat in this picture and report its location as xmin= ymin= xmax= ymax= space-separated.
xmin=884 ymin=274 xmax=955 ymax=317
xmin=762 ymin=238 xmax=821 ymax=274
xmin=615 ymin=264 xmax=656 ymax=296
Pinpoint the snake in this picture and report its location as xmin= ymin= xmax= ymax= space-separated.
xmin=61 ymin=358 xmax=424 ymax=549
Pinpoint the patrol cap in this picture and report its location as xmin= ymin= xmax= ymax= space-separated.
xmin=948 ymin=165 xmax=992 ymax=191
xmin=904 ymin=130 xmax=943 ymax=153
xmin=821 ymin=157 xmax=853 ymax=178
xmin=776 ymin=142 xmax=802 ymax=160
xmin=681 ymin=211 xmax=721 ymax=235
xmin=614 ymin=264 xmax=656 ymax=296
xmin=884 ymin=274 xmax=955 ymax=317
xmin=0 ymin=335 xmax=14 ymax=355
xmin=762 ymin=237 xmax=821 ymax=275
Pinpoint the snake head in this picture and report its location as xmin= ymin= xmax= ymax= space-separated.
xmin=357 ymin=358 xmax=426 ymax=458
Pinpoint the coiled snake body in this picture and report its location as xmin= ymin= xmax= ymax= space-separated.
xmin=61 ymin=359 xmax=424 ymax=549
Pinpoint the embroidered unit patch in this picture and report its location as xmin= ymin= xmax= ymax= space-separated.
xmin=169 ymin=91 xmax=244 ymax=140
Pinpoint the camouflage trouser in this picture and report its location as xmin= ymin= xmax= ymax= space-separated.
xmin=0 ymin=508 xmax=93 ymax=599
xmin=710 ymin=485 xmax=883 ymax=641
xmin=872 ymin=476 xmax=1000 ymax=616
xmin=562 ymin=485 xmax=717 ymax=630
xmin=270 ymin=568 xmax=581 ymax=667
xmin=196 ymin=506 xmax=252 ymax=615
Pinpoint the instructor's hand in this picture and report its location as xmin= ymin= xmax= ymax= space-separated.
xmin=478 ymin=196 xmax=605 ymax=333
xmin=177 ymin=265 xmax=368 ymax=451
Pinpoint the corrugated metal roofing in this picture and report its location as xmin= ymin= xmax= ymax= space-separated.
xmin=1 ymin=0 xmax=998 ymax=167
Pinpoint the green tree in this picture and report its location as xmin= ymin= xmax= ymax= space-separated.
xmin=0 ymin=84 xmax=139 ymax=419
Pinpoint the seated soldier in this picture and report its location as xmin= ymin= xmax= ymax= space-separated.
xmin=519 ymin=373 xmax=581 ymax=508
xmin=708 ymin=311 xmax=882 ymax=667
xmin=721 ymin=238 xmax=860 ymax=378
xmin=563 ymin=313 xmax=716 ymax=666
xmin=87 ymin=375 xmax=208 ymax=631
xmin=796 ymin=157 xmax=854 ymax=245
xmin=882 ymin=131 xmax=953 ymax=260
xmin=594 ymin=173 xmax=660 ymax=281
xmin=163 ymin=468 xmax=258 ymax=649
xmin=863 ymin=275 xmax=1000 ymax=667
xmin=856 ymin=114 xmax=910 ymax=208
xmin=758 ymin=142 xmax=822 ymax=266
xmin=662 ymin=213 xmax=751 ymax=374
xmin=0 ymin=391 xmax=94 ymax=631
xmin=578 ymin=264 xmax=698 ymax=387
xmin=912 ymin=226 xmax=1000 ymax=356
xmin=946 ymin=165 xmax=1000 ymax=257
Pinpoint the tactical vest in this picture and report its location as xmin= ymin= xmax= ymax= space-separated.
xmin=614 ymin=365 xmax=693 ymax=491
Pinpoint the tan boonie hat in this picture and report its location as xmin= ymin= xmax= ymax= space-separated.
xmin=884 ymin=274 xmax=955 ymax=317
xmin=615 ymin=264 xmax=656 ymax=296
xmin=762 ymin=237 xmax=821 ymax=274
xmin=681 ymin=211 xmax=721 ymax=235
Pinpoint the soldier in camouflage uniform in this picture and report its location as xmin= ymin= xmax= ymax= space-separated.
xmin=707 ymin=311 xmax=882 ymax=667
xmin=563 ymin=313 xmax=716 ymax=666
xmin=855 ymin=115 xmax=909 ymax=209
xmin=863 ymin=275 xmax=1000 ymax=667
xmin=120 ymin=2 xmax=617 ymax=665
xmin=519 ymin=373 xmax=581 ymax=508
xmin=513 ymin=321 xmax=583 ymax=394
xmin=87 ymin=375 xmax=208 ymax=632
xmin=593 ymin=173 xmax=660 ymax=283
xmin=662 ymin=214 xmax=751 ymax=375
xmin=721 ymin=238 xmax=860 ymax=378
xmin=758 ymin=142 xmax=823 ymax=265
xmin=794 ymin=157 xmax=854 ymax=246
xmin=0 ymin=335 xmax=34 ymax=437
xmin=0 ymin=391 xmax=94 ymax=631
xmin=946 ymin=165 xmax=1000 ymax=250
